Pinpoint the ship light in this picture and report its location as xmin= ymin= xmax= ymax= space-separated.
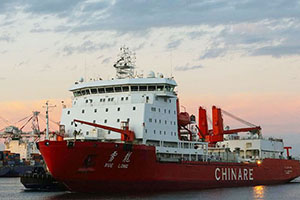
xmin=256 ymin=160 xmax=262 ymax=165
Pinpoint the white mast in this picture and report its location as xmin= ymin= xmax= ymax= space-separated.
xmin=113 ymin=46 xmax=136 ymax=79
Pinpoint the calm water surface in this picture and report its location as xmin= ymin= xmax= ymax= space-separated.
xmin=0 ymin=178 xmax=300 ymax=200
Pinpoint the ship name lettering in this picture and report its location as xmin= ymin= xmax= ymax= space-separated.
xmin=118 ymin=164 xmax=128 ymax=169
xmin=215 ymin=167 xmax=253 ymax=181
xmin=108 ymin=151 xmax=118 ymax=162
xmin=104 ymin=163 xmax=113 ymax=168
xmin=123 ymin=152 xmax=132 ymax=163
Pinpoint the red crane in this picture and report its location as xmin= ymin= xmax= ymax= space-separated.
xmin=74 ymin=119 xmax=135 ymax=142
xmin=198 ymin=106 xmax=261 ymax=144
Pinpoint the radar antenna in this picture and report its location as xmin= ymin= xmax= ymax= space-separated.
xmin=113 ymin=46 xmax=136 ymax=79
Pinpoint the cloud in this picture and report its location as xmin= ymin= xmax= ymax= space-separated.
xmin=101 ymin=57 xmax=111 ymax=64
xmin=0 ymin=77 xmax=6 ymax=81
xmin=174 ymin=64 xmax=203 ymax=71
xmin=30 ymin=27 xmax=52 ymax=33
xmin=1 ymin=0 xmax=300 ymax=32
xmin=64 ymin=0 xmax=300 ymax=32
xmin=166 ymin=40 xmax=182 ymax=50
xmin=0 ymin=34 xmax=14 ymax=43
xmin=39 ymin=64 xmax=52 ymax=72
xmin=1 ymin=0 xmax=300 ymax=59
xmin=23 ymin=0 xmax=83 ymax=17
xmin=252 ymin=45 xmax=300 ymax=57
xmin=62 ymin=40 xmax=116 ymax=55
xmin=200 ymin=48 xmax=226 ymax=59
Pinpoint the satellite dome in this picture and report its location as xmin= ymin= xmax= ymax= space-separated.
xmin=147 ymin=71 xmax=155 ymax=78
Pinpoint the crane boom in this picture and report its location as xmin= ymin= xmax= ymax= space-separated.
xmin=74 ymin=119 xmax=135 ymax=142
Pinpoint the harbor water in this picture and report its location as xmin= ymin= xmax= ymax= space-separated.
xmin=0 ymin=178 xmax=300 ymax=200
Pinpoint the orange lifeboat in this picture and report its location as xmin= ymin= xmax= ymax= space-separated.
xmin=178 ymin=112 xmax=190 ymax=127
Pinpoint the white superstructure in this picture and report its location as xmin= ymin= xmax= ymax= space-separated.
xmin=61 ymin=77 xmax=178 ymax=143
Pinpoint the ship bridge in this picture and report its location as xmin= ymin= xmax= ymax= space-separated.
xmin=69 ymin=77 xmax=177 ymax=98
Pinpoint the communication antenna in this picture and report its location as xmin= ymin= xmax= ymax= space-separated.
xmin=113 ymin=46 xmax=136 ymax=79
xmin=170 ymin=50 xmax=173 ymax=78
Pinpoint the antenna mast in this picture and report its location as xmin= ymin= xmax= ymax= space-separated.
xmin=113 ymin=46 xmax=136 ymax=79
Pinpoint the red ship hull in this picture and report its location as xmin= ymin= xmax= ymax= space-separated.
xmin=39 ymin=140 xmax=300 ymax=193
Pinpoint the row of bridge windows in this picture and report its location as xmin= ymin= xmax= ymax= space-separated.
xmin=73 ymin=84 xmax=175 ymax=97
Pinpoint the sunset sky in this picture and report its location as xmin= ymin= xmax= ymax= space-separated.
xmin=0 ymin=1 xmax=300 ymax=154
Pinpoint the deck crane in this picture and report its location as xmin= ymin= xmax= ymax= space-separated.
xmin=73 ymin=119 xmax=135 ymax=142
xmin=198 ymin=106 xmax=261 ymax=144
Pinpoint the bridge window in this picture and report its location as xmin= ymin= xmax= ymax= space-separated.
xmin=122 ymin=86 xmax=129 ymax=92
xmin=98 ymin=88 xmax=105 ymax=93
xmin=115 ymin=87 xmax=122 ymax=92
xmin=157 ymin=85 xmax=164 ymax=91
xmin=151 ymin=107 xmax=156 ymax=112
xmin=91 ymin=88 xmax=97 ymax=94
xmin=139 ymin=86 xmax=147 ymax=91
xmin=85 ymin=100 xmax=88 ymax=103
xmin=131 ymin=86 xmax=138 ymax=91
xmin=149 ymin=118 xmax=152 ymax=122
xmin=67 ymin=111 xmax=70 ymax=115
xmin=74 ymin=91 xmax=82 ymax=97
xmin=106 ymin=87 xmax=114 ymax=93
xmin=82 ymin=109 xmax=85 ymax=114
xmin=148 ymin=85 xmax=156 ymax=91
xmin=125 ymin=97 xmax=128 ymax=100
xmin=105 ymin=108 xmax=108 ymax=112
xmin=94 ymin=109 xmax=97 ymax=113
xmin=117 ymin=107 xmax=120 ymax=111
xmin=93 ymin=120 xmax=96 ymax=123
xmin=165 ymin=85 xmax=171 ymax=91
xmin=121 ymin=97 xmax=124 ymax=101
xmin=117 ymin=119 xmax=120 ymax=122
xmin=133 ymin=106 xmax=136 ymax=110
xmin=104 ymin=119 xmax=107 ymax=123
xmin=81 ymin=90 xmax=86 ymax=95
